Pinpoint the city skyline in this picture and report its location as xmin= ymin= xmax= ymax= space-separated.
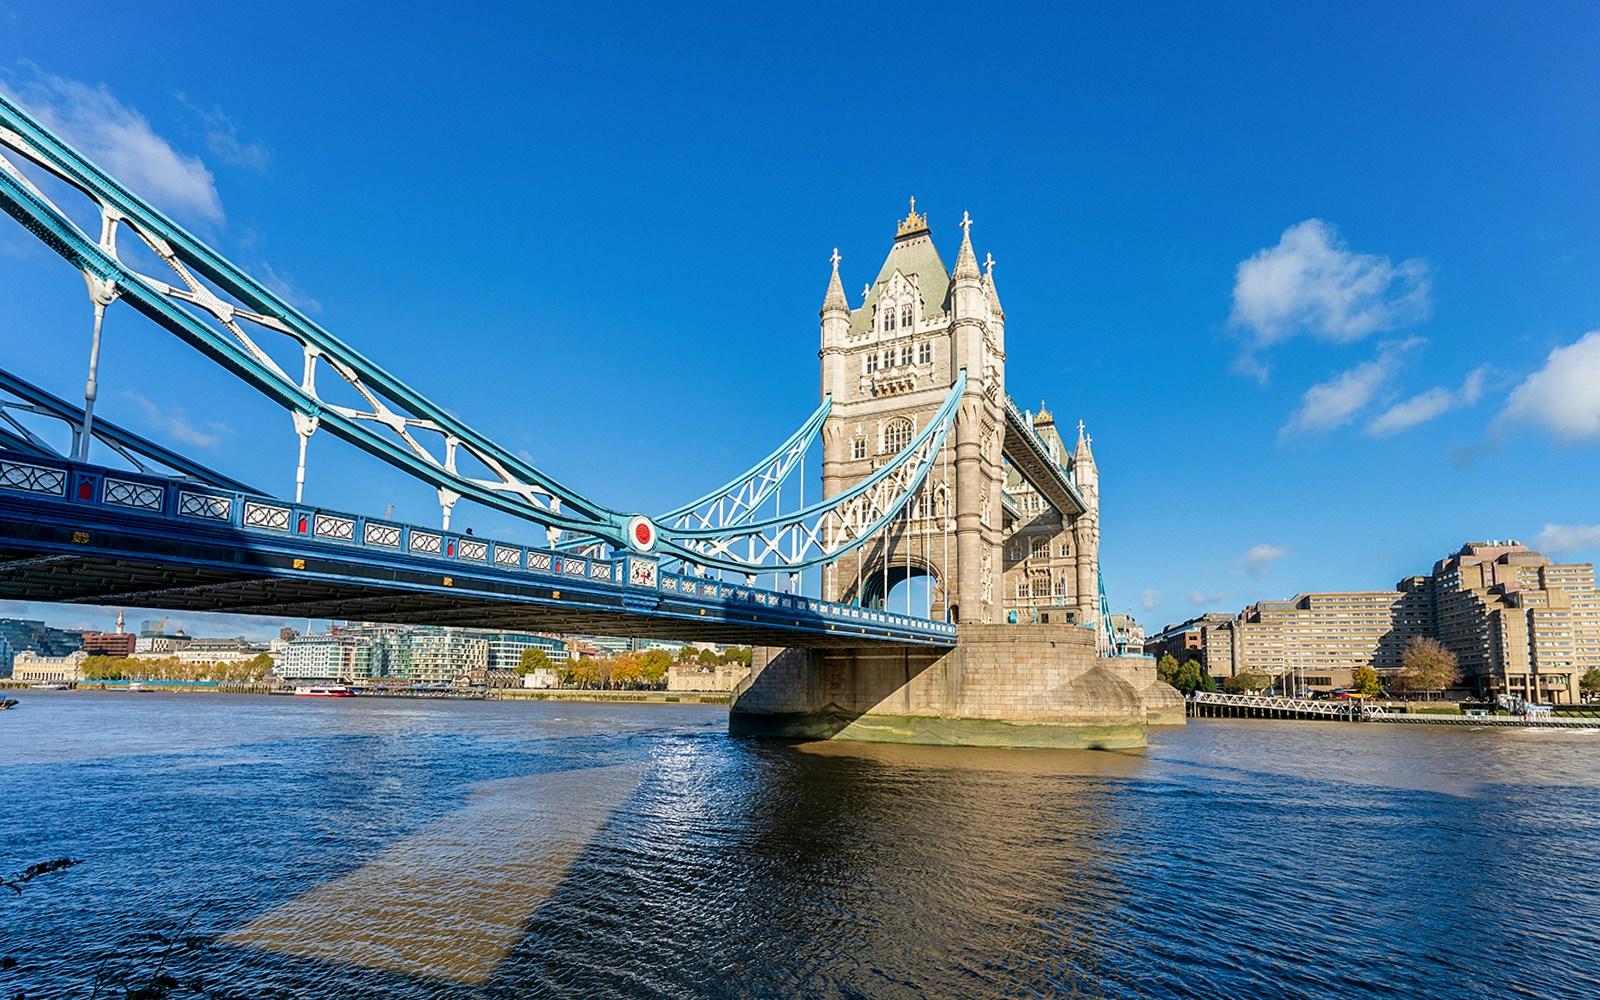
xmin=3 ymin=3 xmax=1599 ymax=634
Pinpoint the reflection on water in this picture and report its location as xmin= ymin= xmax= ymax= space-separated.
xmin=2 ymin=695 xmax=1599 ymax=998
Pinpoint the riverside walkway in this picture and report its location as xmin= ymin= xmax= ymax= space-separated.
xmin=1190 ymin=691 xmax=1600 ymax=728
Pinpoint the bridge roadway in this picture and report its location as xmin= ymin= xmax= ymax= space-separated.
xmin=0 ymin=450 xmax=957 ymax=649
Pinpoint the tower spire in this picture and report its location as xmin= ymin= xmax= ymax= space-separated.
xmin=954 ymin=210 xmax=980 ymax=279
xmin=821 ymin=247 xmax=848 ymax=314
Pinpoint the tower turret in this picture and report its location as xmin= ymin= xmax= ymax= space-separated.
xmin=819 ymin=248 xmax=851 ymax=401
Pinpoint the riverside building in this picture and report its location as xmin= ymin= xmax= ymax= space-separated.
xmin=1167 ymin=541 xmax=1600 ymax=702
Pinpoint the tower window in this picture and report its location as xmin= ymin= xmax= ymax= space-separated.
xmin=883 ymin=349 xmax=895 ymax=368
xmin=866 ymin=352 xmax=878 ymax=374
xmin=918 ymin=342 xmax=932 ymax=365
xmin=852 ymin=438 xmax=866 ymax=460
xmin=883 ymin=417 xmax=913 ymax=453
xmin=885 ymin=309 xmax=896 ymax=331
xmin=900 ymin=344 xmax=912 ymax=366
xmin=901 ymin=305 xmax=913 ymax=328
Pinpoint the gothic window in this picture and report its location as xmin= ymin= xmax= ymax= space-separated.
xmin=883 ymin=417 xmax=913 ymax=453
xmin=900 ymin=344 xmax=912 ymax=366
xmin=1031 ymin=537 xmax=1049 ymax=559
xmin=918 ymin=341 xmax=932 ymax=365
xmin=883 ymin=348 xmax=895 ymax=368
xmin=1016 ymin=579 xmax=1029 ymax=599
xmin=866 ymin=352 xmax=878 ymax=374
xmin=852 ymin=438 xmax=866 ymax=461
xmin=1060 ymin=542 xmax=1071 ymax=557
xmin=901 ymin=305 xmax=912 ymax=328
xmin=1011 ymin=542 xmax=1021 ymax=560
xmin=885 ymin=308 xmax=896 ymax=331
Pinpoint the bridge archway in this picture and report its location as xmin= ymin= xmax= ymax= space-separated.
xmin=854 ymin=554 xmax=944 ymax=618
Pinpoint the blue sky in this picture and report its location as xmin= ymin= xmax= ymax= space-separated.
xmin=2 ymin=1 xmax=1599 ymax=640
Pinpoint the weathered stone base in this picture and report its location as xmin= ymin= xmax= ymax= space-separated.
xmin=730 ymin=624 xmax=1183 ymax=750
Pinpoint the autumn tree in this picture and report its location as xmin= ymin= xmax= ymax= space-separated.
xmin=1394 ymin=637 xmax=1461 ymax=699
xmin=1225 ymin=669 xmax=1273 ymax=694
xmin=1351 ymin=665 xmax=1384 ymax=698
xmin=637 ymin=649 xmax=672 ymax=688
xmin=517 ymin=648 xmax=554 ymax=676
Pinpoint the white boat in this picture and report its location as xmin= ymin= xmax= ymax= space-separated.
xmin=293 ymin=685 xmax=356 ymax=698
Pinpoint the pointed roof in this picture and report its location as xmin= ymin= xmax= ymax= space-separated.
xmin=847 ymin=200 xmax=953 ymax=336
xmin=953 ymin=210 xmax=980 ymax=280
xmin=982 ymin=252 xmax=1003 ymax=313
xmin=1074 ymin=419 xmax=1097 ymax=467
xmin=821 ymin=247 xmax=849 ymax=315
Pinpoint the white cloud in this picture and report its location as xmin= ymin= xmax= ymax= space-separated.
xmin=1231 ymin=219 xmax=1431 ymax=347
xmin=1140 ymin=589 xmax=1163 ymax=611
xmin=4 ymin=70 xmax=223 ymax=222
xmin=123 ymin=391 xmax=231 ymax=449
xmin=1500 ymin=330 xmax=1600 ymax=441
xmin=1187 ymin=589 xmax=1229 ymax=607
xmin=1535 ymin=523 xmax=1600 ymax=555
xmin=1366 ymin=364 xmax=1492 ymax=437
xmin=176 ymin=91 xmax=271 ymax=172
xmin=1239 ymin=543 xmax=1288 ymax=579
xmin=1280 ymin=338 xmax=1422 ymax=441
xmin=256 ymin=261 xmax=322 ymax=314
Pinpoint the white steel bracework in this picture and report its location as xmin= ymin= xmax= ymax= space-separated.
xmin=0 ymin=92 xmax=958 ymax=579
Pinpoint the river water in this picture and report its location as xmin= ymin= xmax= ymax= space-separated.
xmin=2 ymin=692 xmax=1597 ymax=999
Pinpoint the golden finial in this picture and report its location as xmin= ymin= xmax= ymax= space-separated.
xmin=896 ymin=196 xmax=928 ymax=238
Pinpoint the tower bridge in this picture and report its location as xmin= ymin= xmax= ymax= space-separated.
xmin=0 ymin=92 xmax=1180 ymax=747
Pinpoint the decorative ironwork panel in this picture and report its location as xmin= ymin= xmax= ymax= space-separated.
xmin=528 ymin=551 xmax=552 ymax=570
xmin=564 ymin=558 xmax=586 ymax=576
xmin=364 ymin=522 xmax=401 ymax=547
xmin=494 ymin=546 xmax=522 ymax=566
xmin=411 ymin=532 xmax=442 ymax=554
xmin=314 ymin=514 xmax=355 ymax=541
xmin=0 ymin=460 xmax=66 ymax=496
xmin=103 ymin=478 xmax=162 ymax=511
xmin=244 ymin=501 xmax=291 ymax=530
xmin=590 ymin=561 xmax=611 ymax=580
xmin=458 ymin=539 xmax=488 ymax=561
xmin=178 ymin=492 xmax=232 ymax=520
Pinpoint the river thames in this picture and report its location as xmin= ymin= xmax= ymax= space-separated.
xmin=2 ymin=692 xmax=1597 ymax=999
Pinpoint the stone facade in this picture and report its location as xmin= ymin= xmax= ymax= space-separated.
xmin=817 ymin=204 xmax=1100 ymax=627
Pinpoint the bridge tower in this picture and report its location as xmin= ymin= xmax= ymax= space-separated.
xmin=819 ymin=203 xmax=1102 ymax=628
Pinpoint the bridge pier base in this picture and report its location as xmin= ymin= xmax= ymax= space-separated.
xmin=731 ymin=625 xmax=1184 ymax=750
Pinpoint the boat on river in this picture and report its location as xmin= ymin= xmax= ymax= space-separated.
xmin=293 ymin=685 xmax=356 ymax=697
xmin=30 ymin=682 xmax=69 ymax=690
xmin=0 ymin=697 xmax=17 ymax=709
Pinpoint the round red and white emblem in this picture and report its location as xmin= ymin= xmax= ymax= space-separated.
xmin=626 ymin=515 xmax=656 ymax=552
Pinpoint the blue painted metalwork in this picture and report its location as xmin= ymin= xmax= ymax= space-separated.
xmin=0 ymin=367 xmax=255 ymax=492
xmin=0 ymin=447 xmax=959 ymax=646
xmin=0 ymin=93 xmax=948 ymax=578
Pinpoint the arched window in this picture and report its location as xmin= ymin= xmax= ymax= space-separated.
xmin=882 ymin=417 xmax=913 ymax=453
xmin=900 ymin=344 xmax=912 ymax=366
xmin=901 ymin=305 xmax=913 ymax=328
xmin=851 ymin=438 xmax=866 ymax=460
xmin=885 ymin=307 xmax=896 ymax=331
xmin=918 ymin=341 xmax=932 ymax=365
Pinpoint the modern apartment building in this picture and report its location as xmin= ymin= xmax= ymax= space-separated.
xmin=1172 ymin=541 xmax=1600 ymax=701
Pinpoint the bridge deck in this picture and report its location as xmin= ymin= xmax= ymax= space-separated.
xmin=0 ymin=452 xmax=956 ymax=649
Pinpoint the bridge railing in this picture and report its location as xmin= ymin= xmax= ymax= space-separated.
xmin=0 ymin=450 xmax=958 ymax=641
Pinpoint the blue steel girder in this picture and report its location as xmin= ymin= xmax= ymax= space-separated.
xmin=0 ymin=91 xmax=953 ymax=577
xmin=0 ymin=366 xmax=256 ymax=492
xmin=0 ymin=93 xmax=623 ymax=539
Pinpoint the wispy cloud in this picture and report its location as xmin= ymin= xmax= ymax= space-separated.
xmin=1279 ymin=338 xmax=1423 ymax=441
xmin=123 ymin=391 xmax=231 ymax=449
xmin=1536 ymin=523 xmax=1600 ymax=555
xmin=3 ymin=68 xmax=223 ymax=223
xmin=1237 ymin=543 xmax=1288 ymax=579
xmin=1187 ymin=589 xmax=1229 ymax=607
xmin=176 ymin=91 xmax=271 ymax=172
xmin=256 ymin=260 xmax=322 ymax=314
xmin=1230 ymin=219 xmax=1432 ymax=350
xmin=1500 ymin=330 xmax=1600 ymax=441
xmin=1366 ymin=364 xmax=1491 ymax=437
xmin=1140 ymin=589 xmax=1163 ymax=611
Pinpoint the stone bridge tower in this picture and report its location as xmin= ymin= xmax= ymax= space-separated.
xmin=819 ymin=202 xmax=1103 ymax=628
xmin=819 ymin=202 xmax=1009 ymax=624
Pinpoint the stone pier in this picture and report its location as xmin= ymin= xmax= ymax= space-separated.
xmin=731 ymin=624 xmax=1185 ymax=750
